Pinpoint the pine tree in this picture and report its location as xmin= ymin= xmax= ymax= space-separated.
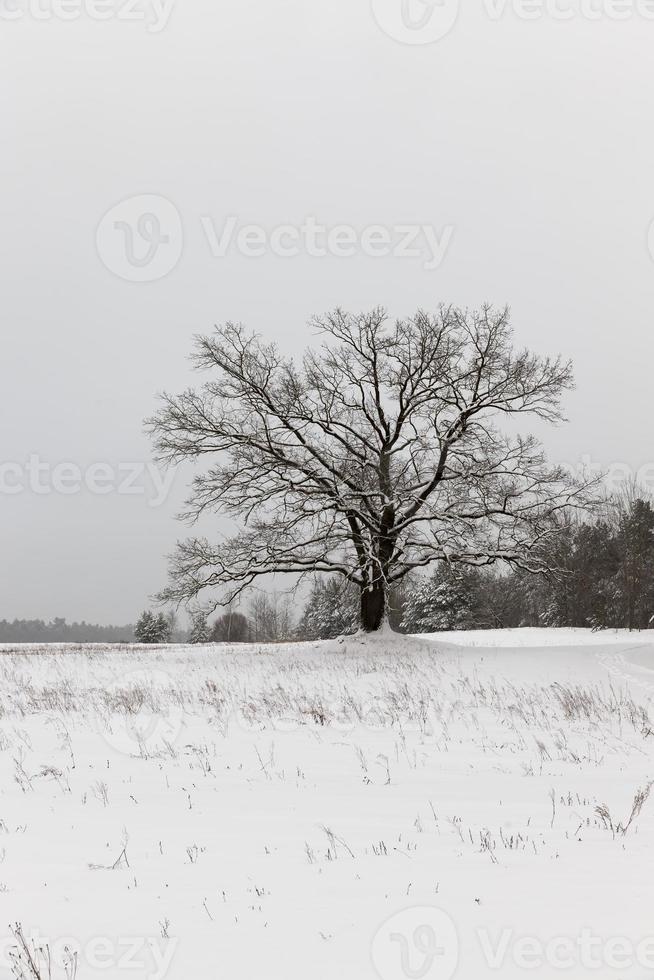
xmin=189 ymin=608 xmax=210 ymax=644
xmin=296 ymin=577 xmax=359 ymax=640
xmin=135 ymin=611 xmax=156 ymax=644
xmin=401 ymin=566 xmax=482 ymax=633
xmin=570 ymin=521 xmax=620 ymax=629
xmin=614 ymin=498 xmax=654 ymax=630
xmin=153 ymin=612 xmax=172 ymax=643
xmin=518 ymin=502 xmax=653 ymax=631
xmin=135 ymin=610 xmax=172 ymax=644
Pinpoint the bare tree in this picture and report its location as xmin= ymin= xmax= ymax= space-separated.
xmin=148 ymin=306 xmax=595 ymax=632
xmin=249 ymin=591 xmax=294 ymax=643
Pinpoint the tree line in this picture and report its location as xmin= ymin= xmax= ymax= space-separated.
xmin=0 ymin=618 xmax=136 ymax=644
xmin=299 ymin=493 xmax=654 ymax=637
xmin=135 ymin=593 xmax=296 ymax=645
xmin=6 ymin=489 xmax=653 ymax=648
xmin=130 ymin=492 xmax=654 ymax=644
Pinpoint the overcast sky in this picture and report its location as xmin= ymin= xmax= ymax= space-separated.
xmin=1 ymin=1 xmax=653 ymax=623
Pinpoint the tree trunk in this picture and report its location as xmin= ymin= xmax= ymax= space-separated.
xmin=360 ymin=585 xmax=386 ymax=632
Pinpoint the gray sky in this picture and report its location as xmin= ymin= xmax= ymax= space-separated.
xmin=2 ymin=1 xmax=654 ymax=623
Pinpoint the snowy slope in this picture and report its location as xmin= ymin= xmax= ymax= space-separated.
xmin=0 ymin=630 xmax=653 ymax=979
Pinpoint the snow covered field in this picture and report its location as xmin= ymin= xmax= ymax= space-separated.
xmin=1 ymin=630 xmax=654 ymax=979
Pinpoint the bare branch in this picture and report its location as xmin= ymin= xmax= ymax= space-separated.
xmin=147 ymin=306 xmax=598 ymax=630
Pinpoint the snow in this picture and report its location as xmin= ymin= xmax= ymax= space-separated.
xmin=417 ymin=626 xmax=654 ymax=648
xmin=1 ymin=630 xmax=654 ymax=979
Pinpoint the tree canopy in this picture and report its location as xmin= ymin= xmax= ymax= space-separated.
xmin=148 ymin=306 xmax=594 ymax=631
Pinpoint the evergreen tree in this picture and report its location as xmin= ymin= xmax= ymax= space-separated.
xmin=570 ymin=521 xmax=620 ymax=629
xmin=189 ymin=609 xmax=211 ymax=644
xmin=393 ymin=498 xmax=654 ymax=634
xmin=135 ymin=611 xmax=156 ymax=643
xmin=296 ymin=577 xmax=359 ymax=640
xmin=614 ymin=498 xmax=654 ymax=630
xmin=510 ymin=501 xmax=653 ymax=631
xmin=401 ymin=566 xmax=483 ymax=633
xmin=154 ymin=612 xmax=172 ymax=643
xmin=135 ymin=610 xmax=171 ymax=644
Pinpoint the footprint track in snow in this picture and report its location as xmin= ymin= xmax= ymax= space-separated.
xmin=598 ymin=644 xmax=654 ymax=697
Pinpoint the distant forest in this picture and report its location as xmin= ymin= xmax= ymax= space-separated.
xmin=0 ymin=618 xmax=136 ymax=644
xmin=4 ymin=493 xmax=654 ymax=645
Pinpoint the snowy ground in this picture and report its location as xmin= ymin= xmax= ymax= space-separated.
xmin=1 ymin=629 xmax=654 ymax=979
